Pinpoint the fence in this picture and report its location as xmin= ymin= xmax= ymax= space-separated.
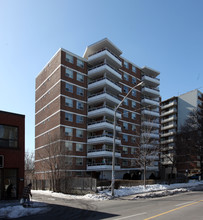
xmin=25 ymin=177 xmax=97 ymax=195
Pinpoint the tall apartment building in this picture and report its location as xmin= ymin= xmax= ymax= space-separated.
xmin=161 ymin=89 xmax=203 ymax=176
xmin=35 ymin=38 xmax=160 ymax=180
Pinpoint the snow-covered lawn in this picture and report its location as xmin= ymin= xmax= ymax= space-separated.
xmin=0 ymin=180 xmax=202 ymax=219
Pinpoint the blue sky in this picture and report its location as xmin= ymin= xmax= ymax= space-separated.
xmin=0 ymin=0 xmax=203 ymax=153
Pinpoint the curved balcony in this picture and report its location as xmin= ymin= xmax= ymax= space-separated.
xmin=87 ymin=134 xmax=121 ymax=145
xmin=141 ymin=132 xmax=159 ymax=139
xmin=88 ymin=105 xmax=121 ymax=118
xmin=87 ymin=163 xmax=121 ymax=171
xmin=88 ymin=91 xmax=120 ymax=105
xmin=87 ymin=119 xmax=121 ymax=132
xmin=88 ymin=49 xmax=122 ymax=68
xmin=142 ymin=86 xmax=160 ymax=97
xmin=141 ymin=121 xmax=160 ymax=128
xmin=142 ymin=75 xmax=160 ymax=87
xmin=87 ymin=148 xmax=121 ymax=158
xmin=88 ymin=77 xmax=121 ymax=93
xmin=141 ymin=98 xmax=159 ymax=107
xmin=88 ymin=63 xmax=121 ymax=81
xmin=142 ymin=109 xmax=160 ymax=117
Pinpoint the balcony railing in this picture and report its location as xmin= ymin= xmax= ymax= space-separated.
xmin=88 ymin=47 xmax=121 ymax=61
xmin=88 ymin=76 xmax=121 ymax=88
xmin=88 ymin=91 xmax=120 ymax=101
xmin=88 ymin=148 xmax=120 ymax=153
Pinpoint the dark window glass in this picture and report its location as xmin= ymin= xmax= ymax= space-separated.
xmin=0 ymin=125 xmax=18 ymax=148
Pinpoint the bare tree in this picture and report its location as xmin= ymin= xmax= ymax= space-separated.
xmin=134 ymin=115 xmax=160 ymax=188
xmin=176 ymin=109 xmax=203 ymax=177
xmin=25 ymin=151 xmax=35 ymax=181
xmin=35 ymin=134 xmax=72 ymax=192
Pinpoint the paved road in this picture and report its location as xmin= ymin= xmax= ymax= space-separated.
xmin=18 ymin=187 xmax=203 ymax=220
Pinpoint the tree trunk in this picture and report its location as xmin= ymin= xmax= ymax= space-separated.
xmin=144 ymin=160 xmax=146 ymax=188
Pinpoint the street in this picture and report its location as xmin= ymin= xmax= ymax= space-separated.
xmin=18 ymin=188 xmax=203 ymax=220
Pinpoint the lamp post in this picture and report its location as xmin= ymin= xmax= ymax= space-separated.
xmin=111 ymin=81 xmax=144 ymax=196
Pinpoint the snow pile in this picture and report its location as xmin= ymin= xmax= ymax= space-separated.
xmin=1 ymin=181 xmax=203 ymax=219
xmin=0 ymin=202 xmax=49 ymax=219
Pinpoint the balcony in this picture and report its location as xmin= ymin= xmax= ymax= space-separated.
xmin=87 ymin=148 xmax=121 ymax=158
xmin=88 ymin=77 xmax=121 ymax=93
xmin=161 ymin=109 xmax=177 ymax=117
xmin=142 ymin=121 xmax=160 ymax=128
xmin=88 ymin=106 xmax=122 ymax=118
xmin=161 ymin=101 xmax=177 ymax=110
xmin=88 ymin=91 xmax=120 ymax=105
xmin=142 ymin=109 xmax=160 ymax=117
xmin=142 ymin=132 xmax=160 ymax=139
xmin=142 ymin=66 xmax=160 ymax=78
xmin=161 ymin=116 xmax=177 ymax=124
xmin=142 ymin=75 xmax=160 ymax=87
xmin=161 ymin=131 xmax=176 ymax=138
xmin=161 ymin=138 xmax=175 ymax=144
xmin=87 ymin=119 xmax=121 ymax=132
xmin=88 ymin=63 xmax=121 ymax=80
xmin=87 ymin=134 xmax=121 ymax=145
xmin=88 ymin=49 xmax=122 ymax=68
xmin=161 ymin=123 xmax=177 ymax=131
xmin=87 ymin=163 xmax=121 ymax=171
xmin=141 ymin=98 xmax=159 ymax=107
xmin=142 ymin=86 xmax=160 ymax=97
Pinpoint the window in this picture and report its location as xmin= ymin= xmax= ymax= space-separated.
xmin=66 ymin=53 xmax=74 ymax=63
xmin=65 ymin=157 xmax=72 ymax=165
xmin=65 ymin=68 xmax=73 ymax=78
xmin=76 ymin=143 xmax=83 ymax=152
xmin=65 ymin=98 xmax=73 ymax=107
xmin=123 ymin=85 xmax=129 ymax=93
xmin=123 ymin=134 xmax=128 ymax=142
xmin=131 ymin=159 xmax=136 ymax=166
xmin=132 ymin=90 xmax=136 ymax=97
xmin=0 ymin=125 xmax=18 ymax=148
xmin=132 ymin=77 xmax=136 ymax=84
xmin=76 ymin=87 xmax=84 ymax=96
xmin=66 ymin=83 xmax=73 ymax=93
xmin=65 ymin=142 xmax=72 ymax=151
xmin=65 ymin=127 xmax=72 ymax=136
xmin=76 ymin=115 xmax=84 ymax=124
xmin=65 ymin=113 xmax=73 ymax=122
xmin=76 ymin=129 xmax=83 ymax=138
xmin=77 ymin=72 xmax=84 ymax=82
xmin=132 ymin=113 xmax=136 ymax=120
xmin=122 ymin=159 xmax=128 ymax=166
xmin=123 ymin=122 xmax=128 ymax=130
xmin=123 ymin=110 xmax=128 ymax=118
xmin=132 ymin=124 xmax=136 ymax=131
xmin=131 ymin=147 xmax=136 ymax=154
xmin=77 ymin=59 xmax=84 ymax=68
xmin=124 ymin=61 xmax=129 ymax=69
xmin=76 ymin=158 xmax=83 ymax=166
xmin=123 ymin=73 xmax=129 ymax=81
xmin=131 ymin=136 xmax=136 ymax=143
xmin=123 ymin=99 xmax=128 ymax=106
xmin=123 ymin=146 xmax=128 ymax=154
xmin=75 ymin=171 xmax=82 ymax=176
xmin=76 ymin=101 xmax=84 ymax=110
xmin=132 ymin=101 xmax=136 ymax=108
xmin=132 ymin=66 xmax=136 ymax=73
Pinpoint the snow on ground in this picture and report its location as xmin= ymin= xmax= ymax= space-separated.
xmin=0 ymin=180 xmax=203 ymax=219
xmin=0 ymin=202 xmax=50 ymax=219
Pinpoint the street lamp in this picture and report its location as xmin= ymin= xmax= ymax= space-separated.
xmin=111 ymin=81 xmax=144 ymax=196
